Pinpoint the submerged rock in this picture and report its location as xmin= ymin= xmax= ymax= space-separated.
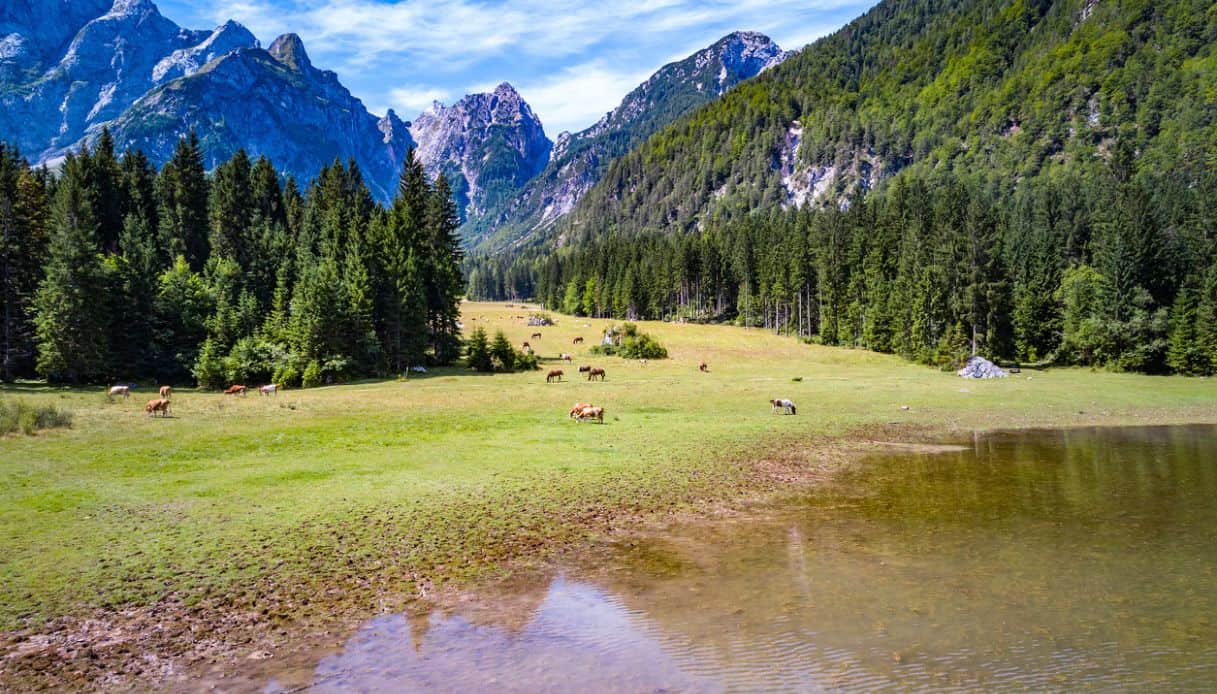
xmin=957 ymin=356 xmax=1007 ymax=379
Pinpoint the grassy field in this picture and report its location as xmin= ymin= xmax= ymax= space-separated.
xmin=2 ymin=301 xmax=1216 ymax=681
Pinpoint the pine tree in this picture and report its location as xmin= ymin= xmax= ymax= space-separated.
xmin=88 ymin=128 xmax=125 ymax=253
xmin=489 ymin=330 xmax=515 ymax=372
xmin=32 ymin=155 xmax=112 ymax=382
xmin=113 ymin=213 xmax=160 ymax=377
xmin=154 ymin=255 xmax=212 ymax=381
xmin=157 ymin=132 xmax=210 ymax=271
xmin=425 ymin=173 xmax=464 ymax=363
xmin=0 ymin=145 xmax=49 ymax=380
xmin=208 ymin=148 xmax=254 ymax=267
xmin=465 ymin=326 xmax=492 ymax=372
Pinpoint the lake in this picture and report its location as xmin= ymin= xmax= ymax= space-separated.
xmin=260 ymin=425 xmax=1217 ymax=692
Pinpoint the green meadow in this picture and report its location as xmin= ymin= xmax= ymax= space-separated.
xmin=2 ymin=302 xmax=1215 ymax=635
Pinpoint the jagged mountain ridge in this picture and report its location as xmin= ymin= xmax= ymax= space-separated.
xmin=0 ymin=0 xmax=552 ymax=205
xmin=0 ymin=0 xmax=260 ymax=163
xmin=465 ymin=31 xmax=789 ymax=253
xmin=409 ymin=82 xmax=552 ymax=222
xmin=104 ymin=33 xmax=415 ymax=202
xmin=1 ymin=0 xmax=793 ymax=216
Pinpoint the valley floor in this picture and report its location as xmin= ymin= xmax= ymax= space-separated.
xmin=2 ymin=301 xmax=1215 ymax=688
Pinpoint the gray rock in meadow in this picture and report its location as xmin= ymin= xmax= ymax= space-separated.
xmin=957 ymin=356 xmax=1008 ymax=379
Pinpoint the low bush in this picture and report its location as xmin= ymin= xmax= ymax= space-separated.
xmin=302 ymin=360 xmax=324 ymax=388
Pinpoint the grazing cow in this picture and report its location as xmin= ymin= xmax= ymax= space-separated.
xmin=640 ymin=359 xmax=648 ymax=367
xmin=699 ymin=362 xmax=709 ymax=373
xmin=573 ymin=337 xmax=584 ymax=344
xmin=159 ymin=385 xmax=172 ymax=399
xmin=576 ymin=406 xmax=604 ymax=424
xmin=587 ymin=367 xmax=606 ymax=381
xmin=522 ymin=341 xmax=531 ymax=350
xmin=769 ymin=398 xmax=797 ymax=415
xmin=547 ymin=369 xmax=564 ymax=383
xmin=144 ymin=398 xmax=171 ymax=417
xmin=531 ymin=332 xmax=543 ymax=339
xmin=569 ymin=402 xmax=593 ymax=419
xmin=223 ymin=384 xmax=247 ymax=396
xmin=578 ymin=365 xmax=592 ymax=374
xmin=109 ymin=385 xmax=130 ymax=399
xmin=259 ymin=384 xmax=279 ymax=396
xmin=560 ymin=353 xmax=573 ymax=362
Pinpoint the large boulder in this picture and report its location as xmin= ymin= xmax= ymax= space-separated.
xmin=958 ymin=356 xmax=1007 ymax=379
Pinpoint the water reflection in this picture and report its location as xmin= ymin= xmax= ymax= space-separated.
xmin=265 ymin=425 xmax=1217 ymax=692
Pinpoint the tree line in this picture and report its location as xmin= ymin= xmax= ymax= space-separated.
xmin=0 ymin=130 xmax=463 ymax=386
xmin=472 ymin=141 xmax=1217 ymax=374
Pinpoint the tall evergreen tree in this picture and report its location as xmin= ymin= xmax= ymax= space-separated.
xmin=32 ymin=155 xmax=112 ymax=382
xmin=425 ymin=173 xmax=464 ymax=363
xmin=0 ymin=145 xmax=49 ymax=380
xmin=157 ymin=132 xmax=210 ymax=271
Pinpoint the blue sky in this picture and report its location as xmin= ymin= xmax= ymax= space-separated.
xmin=158 ymin=0 xmax=878 ymax=135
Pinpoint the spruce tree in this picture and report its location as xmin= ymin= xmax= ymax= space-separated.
xmin=154 ymin=256 xmax=212 ymax=381
xmin=489 ymin=330 xmax=515 ymax=372
xmin=465 ymin=326 xmax=491 ymax=372
xmin=425 ymin=173 xmax=464 ymax=363
xmin=0 ymin=146 xmax=49 ymax=380
xmin=32 ymin=155 xmax=112 ymax=382
xmin=157 ymin=132 xmax=210 ymax=271
xmin=208 ymin=148 xmax=254 ymax=268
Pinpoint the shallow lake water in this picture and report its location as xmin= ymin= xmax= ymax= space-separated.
xmin=260 ymin=425 xmax=1217 ymax=692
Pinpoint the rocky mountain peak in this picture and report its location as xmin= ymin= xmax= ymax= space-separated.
xmin=378 ymin=108 xmax=408 ymax=144
xmin=268 ymin=33 xmax=311 ymax=71
xmin=408 ymin=83 xmax=552 ymax=220
xmin=106 ymin=0 xmax=160 ymax=18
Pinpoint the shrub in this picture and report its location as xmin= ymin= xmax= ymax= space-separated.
xmin=0 ymin=400 xmax=73 ymax=436
xmin=514 ymin=351 xmax=540 ymax=371
xmin=224 ymin=336 xmax=285 ymax=385
xmin=273 ymin=364 xmax=301 ymax=388
xmin=302 ymin=360 xmax=323 ymax=388
xmin=620 ymin=332 xmax=668 ymax=360
xmin=192 ymin=339 xmax=227 ymax=390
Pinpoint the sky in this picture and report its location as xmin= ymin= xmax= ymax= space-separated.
xmin=158 ymin=0 xmax=878 ymax=136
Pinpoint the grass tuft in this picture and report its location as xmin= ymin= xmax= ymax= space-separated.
xmin=0 ymin=399 xmax=73 ymax=436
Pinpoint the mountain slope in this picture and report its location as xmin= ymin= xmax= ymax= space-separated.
xmin=0 ymin=0 xmax=259 ymax=163
xmin=106 ymin=33 xmax=414 ymax=201
xmin=466 ymin=31 xmax=788 ymax=253
xmin=409 ymin=83 xmax=551 ymax=222
xmin=551 ymin=0 xmax=1216 ymax=245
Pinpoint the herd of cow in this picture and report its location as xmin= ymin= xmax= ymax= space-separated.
xmin=104 ymin=318 xmax=800 ymax=424
xmin=108 ymin=381 xmax=280 ymax=417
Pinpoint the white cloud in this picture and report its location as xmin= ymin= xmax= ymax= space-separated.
xmin=168 ymin=0 xmax=876 ymax=130
xmin=513 ymin=61 xmax=654 ymax=135
xmin=387 ymin=86 xmax=452 ymax=116
xmin=202 ymin=0 xmax=865 ymax=70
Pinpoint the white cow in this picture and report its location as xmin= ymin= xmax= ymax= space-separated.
xmin=769 ymin=398 xmax=797 ymax=415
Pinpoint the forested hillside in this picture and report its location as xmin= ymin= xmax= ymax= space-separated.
xmin=470 ymin=0 xmax=1217 ymax=374
xmin=0 ymin=133 xmax=463 ymax=385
